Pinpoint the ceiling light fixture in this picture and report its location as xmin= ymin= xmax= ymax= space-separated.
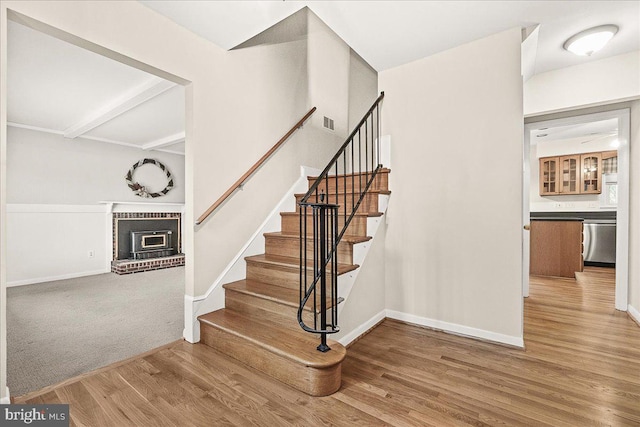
xmin=563 ymin=25 xmax=619 ymax=56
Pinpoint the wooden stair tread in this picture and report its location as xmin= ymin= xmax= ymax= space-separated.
xmin=307 ymin=168 xmax=391 ymax=180
xmin=245 ymin=254 xmax=359 ymax=274
xmin=223 ymin=279 xmax=343 ymax=312
xmin=198 ymin=309 xmax=346 ymax=368
xmin=280 ymin=211 xmax=382 ymax=218
xmin=281 ymin=211 xmax=370 ymax=218
xmin=263 ymin=231 xmax=371 ymax=244
xmin=294 ymin=190 xmax=390 ymax=197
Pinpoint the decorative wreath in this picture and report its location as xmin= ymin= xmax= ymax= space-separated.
xmin=125 ymin=158 xmax=174 ymax=198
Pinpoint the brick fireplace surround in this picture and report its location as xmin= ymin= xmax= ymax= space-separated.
xmin=111 ymin=212 xmax=185 ymax=274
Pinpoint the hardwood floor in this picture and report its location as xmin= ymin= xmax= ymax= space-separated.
xmin=16 ymin=267 xmax=640 ymax=426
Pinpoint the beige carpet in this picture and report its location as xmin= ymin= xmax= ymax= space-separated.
xmin=7 ymin=267 xmax=184 ymax=397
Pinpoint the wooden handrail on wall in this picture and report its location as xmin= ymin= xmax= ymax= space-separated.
xmin=195 ymin=107 xmax=316 ymax=225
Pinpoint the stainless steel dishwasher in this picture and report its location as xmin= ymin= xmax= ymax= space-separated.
xmin=583 ymin=219 xmax=616 ymax=264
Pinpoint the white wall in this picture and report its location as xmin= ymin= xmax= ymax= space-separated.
xmin=307 ymin=12 xmax=350 ymax=138
xmin=524 ymin=51 xmax=640 ymax=116
xmin=348 ymin=49 xmax=378 ymax=131
xmin=7 ymin=126 xmax=185 ymax=204
xmin=5 ymin=205 xmax=108 ymax=285
xmin=334 ymin=218 xmax=387 ymax=343
xmin=379 ymin=28 xmax=524 ymax=345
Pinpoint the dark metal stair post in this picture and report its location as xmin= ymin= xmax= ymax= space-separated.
xmin=317 ymin=199 xmax=330 ymax=352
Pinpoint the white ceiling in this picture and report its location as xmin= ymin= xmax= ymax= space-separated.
xmin=530 ymin=118 xmax=619 ymax=147
xmin=8 ymin=2 xmax=638 ymax=158
xmin=7 ymin=20 xmax=185 ymax=155
xmin=141 ymin=0 xmax=640 ymax=73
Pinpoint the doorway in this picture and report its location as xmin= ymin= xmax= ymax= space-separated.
xmin=4 ymin=14 xmax=189 ymax=396
xmin=523 ymin=108 xmax=630 ymax=310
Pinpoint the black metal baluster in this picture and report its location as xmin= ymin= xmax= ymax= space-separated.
xmin=351 ymin=140 xmax=355 ymax=219
xmin=336 ymin=160 xmax=340 ymax=222
xmin=365 ymin=118 xmax=369 ymax=186
xmin=358 ymin=130 xmax=362 ymax=196
xmin=377 ymin=104 xmax=380 ymax=167
xmin=300 ymin=207 xmax=304 ymax=306
xmin=343 ymin=153 xmax=347 ymax=227
xmin=332 ymin=207 xmax=338 ymax=329
xmin=312 ymin=205 xmax=318 ymax=330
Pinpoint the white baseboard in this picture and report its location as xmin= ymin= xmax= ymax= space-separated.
xmin=628 ymin=304 xmax=640 ymax=326
xmin=183 ymin=294 xmax=200 ymax=344
xmin=386 ymin=310 xmax=525 ymax=348
xmin=338 ymin=310 xmax=386 ymax=346
xmin=7 ymin=269 xmax=110 ymax=287
xmin=1 ymin=387 xmax=10 ymax=404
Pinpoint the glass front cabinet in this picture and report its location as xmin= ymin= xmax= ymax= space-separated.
xmin=539 ymin=157 xmax=558 ymax=195
xmin=559 ymin=155 xmax=580 ymax=194
xmin=580 ymin=153 xmax=601 ymax=194
xmin=539 ymin=151 xmax=609 ymax=196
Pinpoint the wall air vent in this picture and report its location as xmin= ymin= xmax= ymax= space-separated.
xmin=323 ymin=116 xmax=335 ymax=131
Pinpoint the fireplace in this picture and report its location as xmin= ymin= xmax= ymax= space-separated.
xmin=130 ymin=230 xmax=175 ymax=259
xmin=111 ymin=212 xmax=184 ymax=274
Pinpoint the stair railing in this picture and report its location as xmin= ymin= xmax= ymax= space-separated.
xmin=196 ymin=107 xmax=316 ymax=225
xmin=298 ymin=92 xmax=384 ymax=352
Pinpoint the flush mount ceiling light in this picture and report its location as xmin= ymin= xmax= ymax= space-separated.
xmin=563 ymin=25 xmax=619 ymax=56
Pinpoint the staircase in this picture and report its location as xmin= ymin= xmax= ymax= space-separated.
xmin=197 ymin=169 xmax=389 ymax=396
xmin=198 ymin=92 xmax=387 ymax=396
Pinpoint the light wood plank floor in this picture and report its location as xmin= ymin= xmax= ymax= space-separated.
xmin=16 ymin=267 xmax=640 ymax=426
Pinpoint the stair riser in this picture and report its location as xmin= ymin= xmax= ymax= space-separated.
xmin=281 ymin=214 xmax=368 ymax=237
xmin=246 ymin=261 xmax=341 ymax=290
xmin=296 ymin=193 xmax=379 ymax=214
xmin=225 ymin=290 xmax=315 ymax=329
xmin=307 ymin=171 xmax=389 ymax=193
xmin=265 ymin=236 xmax=353 ymax=264
xmin=200 ymin=323 xmax=342 ymax=396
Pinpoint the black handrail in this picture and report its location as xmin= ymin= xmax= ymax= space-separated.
xmin=298 ymin=92 xmax=384 ymax=352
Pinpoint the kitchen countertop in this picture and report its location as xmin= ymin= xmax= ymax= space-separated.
xmin=531 ymin=217 xmax=583 ymax=221
xmin=531 ymin=211 xmax=616 ymax=220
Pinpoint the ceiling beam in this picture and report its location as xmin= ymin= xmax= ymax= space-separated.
xmin=9 ymin=121 xmax=145 ymax=149
xmin=63 ymin=77 xmax=177 ymax=139
xmin=142 ymin=132 xmax=185 ymax=151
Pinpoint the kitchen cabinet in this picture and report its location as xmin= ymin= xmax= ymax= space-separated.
xmin=538 ymin=150 xmax=613 ymax=196
xmin=559 ymin=155 xmax=580 ymax=194
xmin=580 ymin=153 xmax=601 ymax=194
xmin=539 ymin=157 xmax=558 ymax=195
